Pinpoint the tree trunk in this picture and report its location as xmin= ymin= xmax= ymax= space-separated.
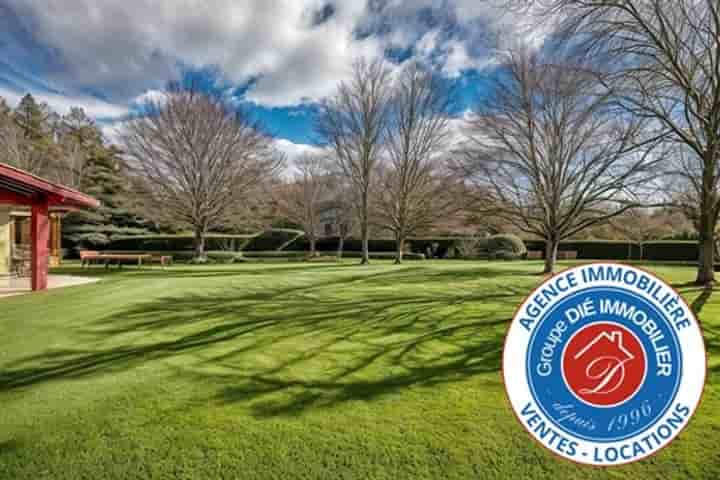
xmin=193 ymin=228 xmax=207 ymax=261
xmin=696 ymin=215 xmax=716 ymax=285
xmin=337 ymin=236 xmax=344 ymax=259
xmin=360 ymin=222 xmax=370 ymax=265
xmin=543 ymin=238 xmax=559 ymax=274
xmin=309 ymin=236 xmax=317 ymax=257
xmin=639 ymin=243 xmax=644 ymax=262
xmin=394 ymin=236 xmax=405 ymax=265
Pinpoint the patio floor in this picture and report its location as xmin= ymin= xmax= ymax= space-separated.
xmin=0 ymin=275 xmax=100 ymax=298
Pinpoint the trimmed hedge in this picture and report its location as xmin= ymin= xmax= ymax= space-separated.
xmin=336 ymin=251 xmax=426 ymax=260
xmin=243 ymin=229 xmax=305 ymax=251
xmin=287 ymin=236 xmax=460 ymax=258
xmin=523 ymin=240 xmax=698 ymax=261
xmin=641 ymin=241 xmax=698 ymax=262
xmin=108 ymin=234 xmax=256 ymax=252
xmin=101 ymin=233 xmax=702 ymax=262
xmin=242 ymin=251 xmax=307 ymax=259
xmin=103 ymin=250 xmax=243 ymax=263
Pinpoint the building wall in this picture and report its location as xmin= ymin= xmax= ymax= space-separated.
xmin=0 ymin=208 xmax=9 ymax=275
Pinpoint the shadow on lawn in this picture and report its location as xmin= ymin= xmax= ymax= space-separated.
xmin=0 ymin=265 xmax=526 ymax=416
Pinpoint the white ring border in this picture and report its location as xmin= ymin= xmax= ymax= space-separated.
xmin=503 ymin=263 xmax=706 ymax=466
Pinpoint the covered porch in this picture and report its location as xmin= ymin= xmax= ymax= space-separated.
xmin=0 ymin=163 xmax=99 ymax=292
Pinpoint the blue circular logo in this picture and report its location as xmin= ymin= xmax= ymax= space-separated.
xmin=503 ymin=264 xmax=705 ymax=466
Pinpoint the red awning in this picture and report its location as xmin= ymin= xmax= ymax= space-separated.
xmin=0 ymin=162 xmax=99 ymax=209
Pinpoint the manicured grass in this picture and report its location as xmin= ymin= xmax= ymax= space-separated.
xmin=0 ymin=261 xmax=718 ymax=479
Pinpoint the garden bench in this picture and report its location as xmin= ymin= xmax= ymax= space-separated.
xmin=152 ymin=255 xmax=173 ymax=268
xmin=80 ymin=250 xmax=104 ymax=267
xmin=527 ymin=250 xmax=543 ymax=260
xmin=99 ymin=254 xmax=153 ymax=268
xmin=557 ymin=251 xmax=578 ymax=260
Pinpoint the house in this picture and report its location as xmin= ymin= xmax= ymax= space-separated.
xmin=0 ymin=162 xmax=98 ymax=290
xmin=573 ymin=330 xmax=635 ymax=364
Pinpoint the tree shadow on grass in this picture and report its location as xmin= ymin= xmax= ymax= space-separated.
xmin=0 ymin=265 xmax=524 ymax=416
xmin=670 ymin=282 xmax=715 ymax=316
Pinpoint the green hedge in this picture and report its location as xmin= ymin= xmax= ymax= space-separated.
xmin=641 ymin=241 xmax=698 ymax=262
xmin=242 ymin=251 xmax=307 ymax=258
xmin=102 ymin=250 xmax=243 ymax=263
xmin=101 ymin=234 xmax=702 ymax=262
xmin=243 ymin=229 xmax=305 ymax=251
xmin=287 ymin=237 xmax=459 ymax=258
xmin=523 ymin=240 xmax=698 ymax=261
xmin=108 ymin=234 xmax=256 ymax=252
xmin=336 ymin=251 xmax=426 ymax=260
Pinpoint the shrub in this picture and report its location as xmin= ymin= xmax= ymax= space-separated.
xmin=409 ymin=238 xmax=461 ymax=258
xmin=453 ymin=236 xmax=491 ymax=259
xmin=489 ymin=250 xmax=521 ymax=261
xmin=488 ymin=234 xmax=527 ymax=256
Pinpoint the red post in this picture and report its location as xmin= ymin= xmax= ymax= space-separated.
xmin=31 ymin=199 xmax=50 ymax=291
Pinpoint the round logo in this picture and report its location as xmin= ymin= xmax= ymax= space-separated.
xmin=503 ymin=263 xmax=705 ymax=466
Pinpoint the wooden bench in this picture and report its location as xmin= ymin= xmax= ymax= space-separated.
xmin=99 ymin=254 xmax=152 ymax=268
xmin=526 ymin=250 xmax=543 ymax=260
xmin=80 ymin=251 xmax=172 ymax=269
xmin=153 ymin=255 xmax=173 ymax=268
xmin=80 ymin=250 xmax=103 ymax=267
xmin=557 ymin=251 xmax=578 ymax=260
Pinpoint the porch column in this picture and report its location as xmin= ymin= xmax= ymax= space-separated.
xmin=31 ymin=199 xmax=50 ymax=291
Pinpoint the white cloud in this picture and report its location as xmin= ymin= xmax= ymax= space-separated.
xmin=443 ymin=41 xmax=498 ymax=78
xmin=7 ymin=0 xmax=379 ymax=107
xmin=0 ymin=86 xmax=129 ymax=119
xmin=5 ymin=1 xmax=546 ymax=109
xmin=131 ymin=89 xmax=167 ymax=107
xmin=275 ymin=138 xmax=326 ymax=161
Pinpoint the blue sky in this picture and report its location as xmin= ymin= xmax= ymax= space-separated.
xmin=0 ymin=1 xmax=543 ymax=158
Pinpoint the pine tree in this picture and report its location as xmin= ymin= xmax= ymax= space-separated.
xmin=62 ymin=142 xmax=152 ymax=252
xmin=13 ymin=94 xmax=53 ymax=141
xmin=10 ymin=94 xmax=54 ymax=174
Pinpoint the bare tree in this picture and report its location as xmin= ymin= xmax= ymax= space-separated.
xmin=121 ymin=88 xmax=282 ymax=260
xmin=320 ymin=173 xmax=357 ymax=259
xmin=275 ymin=154 xmax=331 ymax=257
xmin=0 ymin=102 xmax=47 ymax=175
xmin=611 ymin=209 xmax=675 ymax=260
xmin=526 ymin=0 xmax=720 ymax=283
xmin=376 ymin=63 xmax=457 ymax=264
xmin=456 ymin=48 xmax=662 ymax=274
xmin=317 ymin=59 xmax=393 ymax=264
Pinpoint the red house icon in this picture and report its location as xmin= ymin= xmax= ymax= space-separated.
xmin=573 ymin=331 xmax=635 ymax=364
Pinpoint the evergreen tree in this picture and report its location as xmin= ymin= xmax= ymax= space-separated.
xmin=13 ymin=94 xmax=52 ymax=141
xmin=10 ymin=94 xmax=54 ymax=174
xmin=63 ymin=144 xmax=152 ymax=252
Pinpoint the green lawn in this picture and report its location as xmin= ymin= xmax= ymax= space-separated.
xmin=1 ymin=261 xmax=718 ymax=479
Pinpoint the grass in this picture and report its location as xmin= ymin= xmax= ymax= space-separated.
xmin=0 ymin=260 xmax=719 ymax=479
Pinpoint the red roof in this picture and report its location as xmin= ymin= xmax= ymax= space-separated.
xmin=0 ymin=162 xmax=99 ymax=209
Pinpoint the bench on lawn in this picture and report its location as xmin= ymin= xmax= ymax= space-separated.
xmin=80 ymin=250 xmax=103 ymax=267
xmin=79 ymin=251 xmax=173 ymax=269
